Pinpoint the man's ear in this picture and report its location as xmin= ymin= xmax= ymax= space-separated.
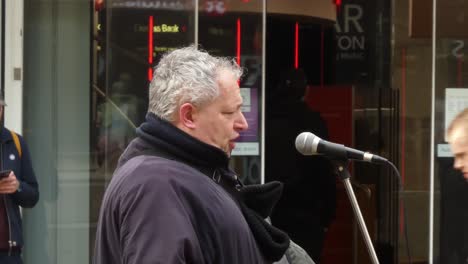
xmin=178 ymin=103 xmax=196 ymax=129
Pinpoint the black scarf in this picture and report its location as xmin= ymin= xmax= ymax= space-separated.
xmin=136 ymin=113 xmax=290 ymax=262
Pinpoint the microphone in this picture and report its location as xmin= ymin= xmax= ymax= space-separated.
xmin=295 ymin=132 xmax=388 ymax=164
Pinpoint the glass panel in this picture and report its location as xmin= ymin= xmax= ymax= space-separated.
xmin=393 ymin=0 xmax=433 ymax=263
xmin=22 ymin=1 xmax=196 ymax=263
xmin=23 ymin=1 xmax=91 ymax=263
xmin=264 ymin=9 xmax=344 ymax=264
xmin=90 ymin=0 xmax=195 ymax=257
xmin=92 ymin=0 xmax=195 ymax=185
xmin=198 ymin=0 xmax=264 ymax=184
xmin=433 ymin=1 xmax=468 ymax=263
xmin=264 ymin=0 xmax=401 ymax=263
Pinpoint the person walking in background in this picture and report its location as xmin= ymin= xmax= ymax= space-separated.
xmin=266 ymin=69 xmax=337 ymax=263
xmin=93 ymin=46 xmax=300 ymax=264
xmin=445 ymin=107 xmax=468 ymax=263
xmin=447 ymin=107 xmax=468 ymax=181
xmin=0 ymin=95 xmax=40 ymax=264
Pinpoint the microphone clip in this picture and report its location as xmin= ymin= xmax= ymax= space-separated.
xmin=332 ymin=159 xmax=352 ymax=180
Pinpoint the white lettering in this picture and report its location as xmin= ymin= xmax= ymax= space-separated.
xmin=452 ymin=40 xmax=464 ymax=58
xmin=338 ymin=36 xmax=365 ymax=51
xmin=205 ymin=1 xmax=226 ymax=14
xmin=344 ymin=4 xmax=363 ymax=33
xmin=335 ymin=4 xmax=363 ymax=33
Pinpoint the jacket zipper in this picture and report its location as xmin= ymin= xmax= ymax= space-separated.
xmin=0 ymin=142 xmax=13 ymax=256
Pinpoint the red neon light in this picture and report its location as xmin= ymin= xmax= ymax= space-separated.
xmin=148 ymin=68 xmax=153 ymax=81
xmin=401 ymin=48 xmax=406 ymax=187
xmin=148 ymin=16 xmax=154 ymax=81
xmin=334 ymin=0 xmax=342 ymax=13
xmin=95 ymin=0 xmax=104 ymax=11
xmin=237 ymin=18 xmax=241 ymax=66
xmin=295 ymin=22 xmax=299 ymax=69
xmin=148 ymin=16 xmax=154 ymax=64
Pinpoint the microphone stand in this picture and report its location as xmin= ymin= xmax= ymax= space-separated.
xmin=334 ymin=159 xmax=380 ymax=264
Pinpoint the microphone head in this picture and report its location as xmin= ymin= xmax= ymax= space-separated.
xmin=295 ymin=132 xmax=321 ymax=155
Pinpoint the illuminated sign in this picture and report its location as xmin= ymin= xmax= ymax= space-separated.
xmin=134 ymin=23 xmax=185 ymax=34
xmin=154 ymin=24 xmax=180 ymax=33
xmin=112 ymin=0 xmax=192 ymax=10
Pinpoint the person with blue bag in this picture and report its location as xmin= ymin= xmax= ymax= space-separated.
xmin=0 ymin=95 xmax=39 ymax=264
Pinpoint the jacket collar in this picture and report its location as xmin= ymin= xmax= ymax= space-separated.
xmin=0 ymin=126 xmax=13 ymax=144
xmin=136 ymin=112 xmax=230 ymax=170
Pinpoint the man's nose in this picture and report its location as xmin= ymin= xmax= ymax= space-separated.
xmin=236 ymin=112 xmax=249 ymax=131
xmin=454 ymin=158 xmax=462 ymax=170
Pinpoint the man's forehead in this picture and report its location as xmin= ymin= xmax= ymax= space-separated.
xmin=450 ymin=127 xmax=468 ymax=144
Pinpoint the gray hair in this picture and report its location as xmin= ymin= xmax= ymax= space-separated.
xmin=148 ymin=45 xmax=243 ymax=122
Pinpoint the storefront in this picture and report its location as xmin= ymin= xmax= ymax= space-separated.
xmin=1 ymin=0 xmax=467 ymax=263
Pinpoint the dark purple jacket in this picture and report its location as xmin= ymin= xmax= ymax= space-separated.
xmin=93 ymin=114 xmax=273 ymax=264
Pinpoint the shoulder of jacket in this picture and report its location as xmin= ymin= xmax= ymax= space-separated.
xmin=7 ymin=129 xmax=22 ymax=158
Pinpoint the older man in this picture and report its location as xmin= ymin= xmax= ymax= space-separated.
xmin=93 ymin=46 xmax=303 ymax=264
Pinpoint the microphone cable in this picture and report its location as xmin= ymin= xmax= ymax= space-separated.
xmin=387 ymin=160 xmax=412 ymax=264
xmin=354 ymin=159 xmax=412 ymax=264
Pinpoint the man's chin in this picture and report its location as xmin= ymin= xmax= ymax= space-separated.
xmin=227 ymin=142 xmax=236 ymax=156
xmin=226 ymin=148 xmax=233 ymax=157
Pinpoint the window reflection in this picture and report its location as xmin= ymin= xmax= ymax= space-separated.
xmin=90 ymin=0 xmax=195 ymax=250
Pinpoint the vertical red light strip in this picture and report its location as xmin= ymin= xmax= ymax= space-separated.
xmin=401 ymin=48 xmax=406 ymax=187
xmin=400 ymin=48 xmax=407 ymax=234
xmin=148 ymin=16 xmax=154 ymax=81
xmin=334 ymin=0 xmax=342 ymax=14
xmin=237 ymin=18 xmax=241 ymax=66
xmin=295 ymin=22 xmax=299 ymax=69
xmin=457 ymin=57 xmax=463 ymax=87
xmin=320 ymin=25 xmax=324 ymax=89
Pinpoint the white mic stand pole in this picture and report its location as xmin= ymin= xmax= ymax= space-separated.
xmin=335 ymin=159 xmax=380 ymax=264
